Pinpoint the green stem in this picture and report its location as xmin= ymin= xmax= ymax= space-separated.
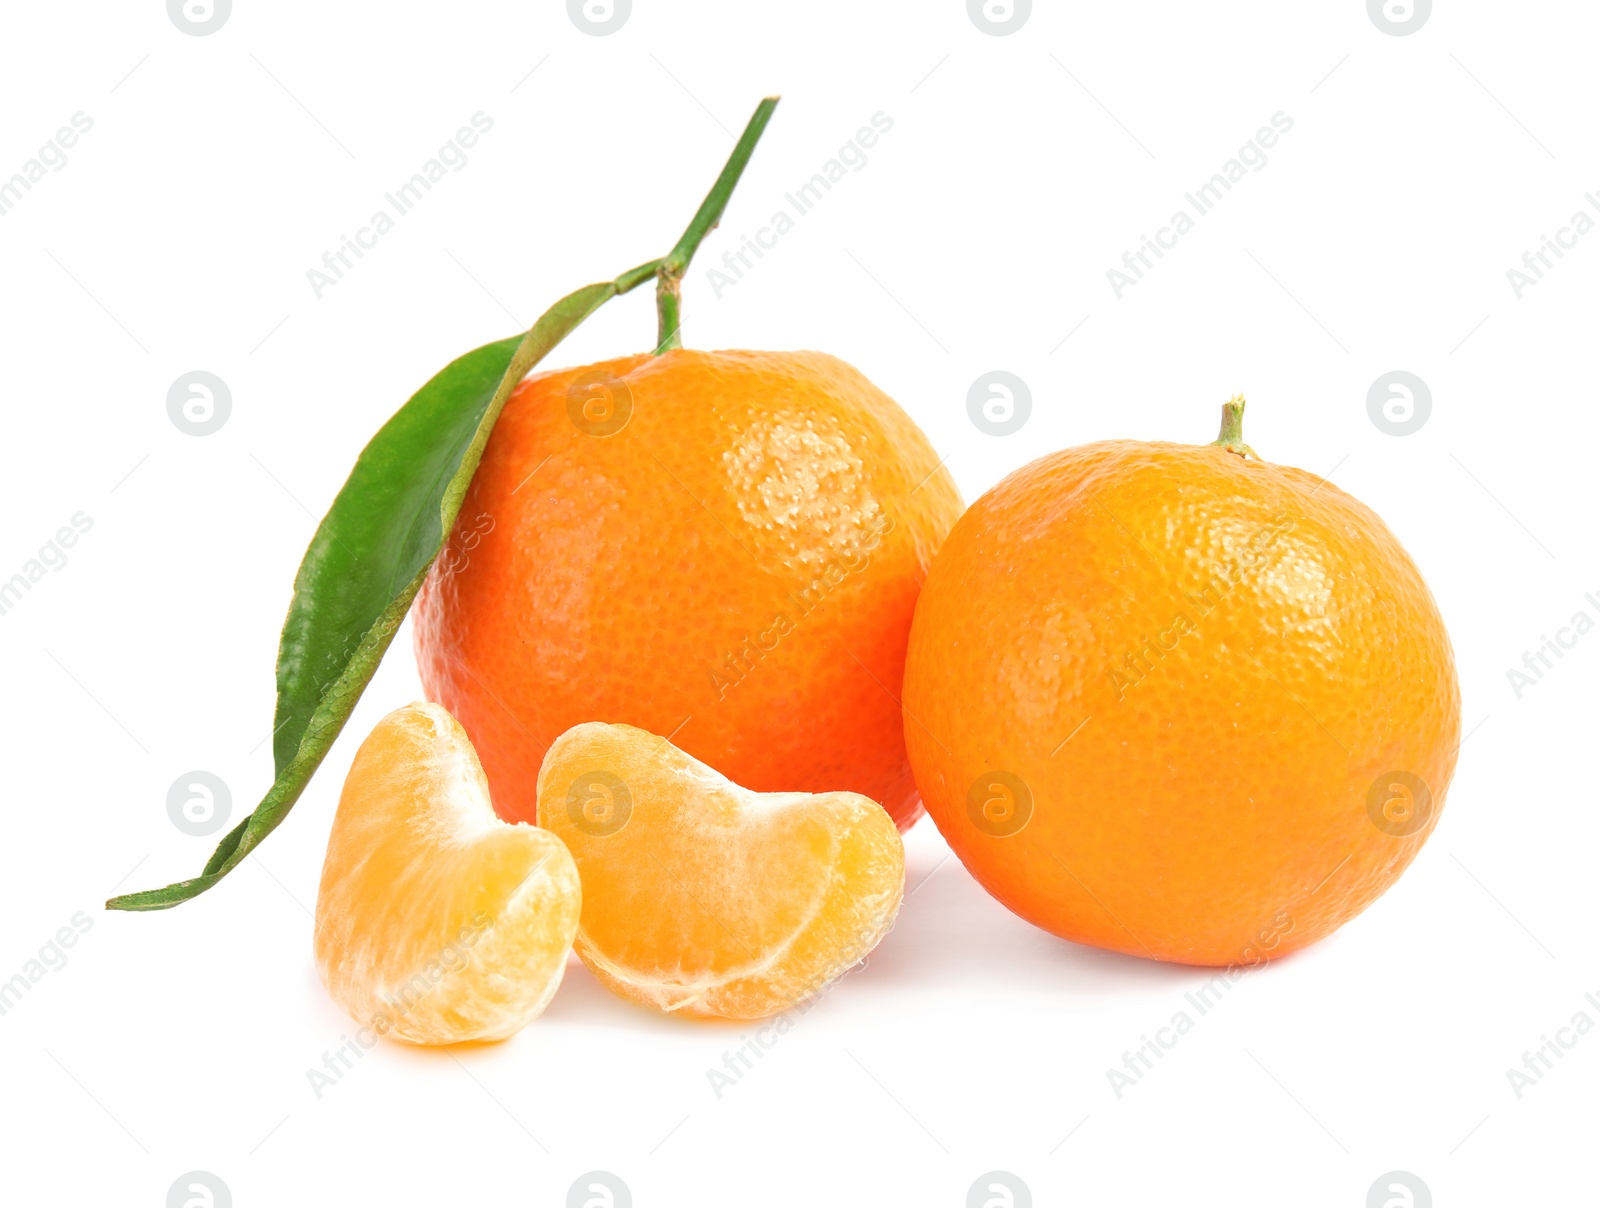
xmin=655 ymin=96 xmax=781 ymax=353
xmin=655 ymin=273 xmax=683 ymax=353
xmin=616 ymin=258 xmax=665 ymax=295
xmin=1210 ymin=395 xmax=1258 ymax=459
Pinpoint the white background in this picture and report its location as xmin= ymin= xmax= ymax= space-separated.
xmin=1 ymin=1 xmax=1594 ymax=1204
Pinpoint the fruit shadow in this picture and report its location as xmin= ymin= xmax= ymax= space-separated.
xmin=341 ymin=826 xmax=1267 ymax=1063
xmin=854 ymin=820 xmax=1201 ymax=1001
xmin=536 ymin=821 xmax=1207 ymax=1032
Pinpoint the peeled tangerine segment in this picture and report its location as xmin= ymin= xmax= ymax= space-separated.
xmin=315 ymin=702 xmax=580 ymax=1044
xmin=536 ymin=722 xmax=905 ymax=1020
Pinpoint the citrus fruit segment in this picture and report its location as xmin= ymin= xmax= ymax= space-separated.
xmin=413 ymin=348 xmax=962 ymax=832
xmin=536 ymin=722 xmax=904 ymax=1019
xmin=903 ymin=407 xmax=1460 ymax=967
xmin=314 ymin=702 xmax=581 ymax=1044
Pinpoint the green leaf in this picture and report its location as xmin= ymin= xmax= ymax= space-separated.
xmin=109 ymin=95 xmax=782 ymax=913
xmin=108 ymin=268 xmax=657 ymax=911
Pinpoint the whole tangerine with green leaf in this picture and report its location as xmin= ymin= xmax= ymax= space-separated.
xmin=112 ymin=95 xmax=956 ymax=912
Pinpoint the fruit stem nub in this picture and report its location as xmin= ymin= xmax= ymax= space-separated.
xmin=655 ymin=96 xmax=781 ymax=354
xmin=1210 ymin=395 xmax=1259 ymax=459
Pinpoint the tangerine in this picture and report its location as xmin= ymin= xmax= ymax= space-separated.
xmin=414 ymin=349 xmax=961 ymax=829
xmin=902 ymin=400 xmax=1461 ymax=966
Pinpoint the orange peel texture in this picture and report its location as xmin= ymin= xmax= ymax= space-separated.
xmin=414 ymin=349 xmax=962 ymax=831
xmin=903 ymin=438 xmax=1461 ymax=966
